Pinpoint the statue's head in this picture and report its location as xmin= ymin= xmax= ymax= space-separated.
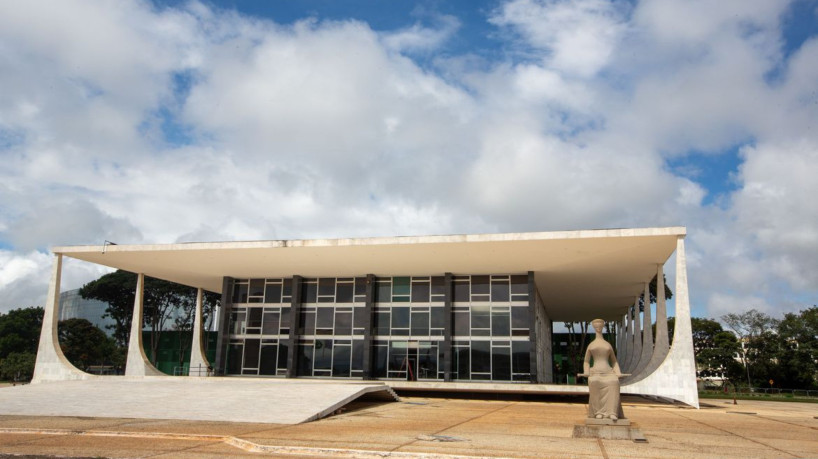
xmin=591 ymin=318 xmax=605 ymax=331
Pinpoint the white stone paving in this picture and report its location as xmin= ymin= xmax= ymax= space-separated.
xmin=0 ymin=377 xmax=399 ymax=424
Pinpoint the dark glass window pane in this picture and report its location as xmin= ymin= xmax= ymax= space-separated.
xmin=392 ymin=307 xmax=410 ymax=329
xmin=249 ymin=279 xmax=265 ymax=297
xmin=314 ymin=339 xmax=333 ymax=370
xmin=302 ymin=282 xmax=318 ymax=303
xmin=278 ymin=342 xmax=289 ymax=370
xmin=318 ymin=278 xmax=335 ymax=297
xmin=317 ymin=307 xmax=334 ymax=329
xmin=418 ymin=344 xmax=437 ymax=379
xmin=454 ymin=311 xmax=469 ymax=336
xmin=430 ymin=307 xmax=445 ymax=329
xmin=233 ymin=284 xmax=248 ymax=303
xmin=512 ymin=341 xmax=531 ymax=374
xmin=471 ymin=340 xmax=491 ymax=373
xmin=243 ymin=339 xmax=260 ymax=369
xmin=248 ymin=308 xmax=263 ymax=328
xmin=374 ymin=345 xmax=388 ymax=377
xmin=332 ymin=345 xmax=351 ymax=377
xmin=411 ymin=283 xmax=430 ymax=302
xmin=456 ymin=348 xmax=470 ymax=379
xmin=300 ymin=311 xmax=315 ymax=335
xmin=492 ymin=346 xmax=511 ymax=381
xmin=262 ymin=312 xmax=280 ymax=335
xmin=392 ymin=277 xmax=410 ymax=297
xmin=298 ymin=344 xmax=313 ymax=375
xmin=492 ymin=310 xmax=510 ymax=336
xmin=471 ymin=305 xmax=490 ymax=329
xmin=280 ymin=307 xmax=291 ymax=328
xmin=355 ymin=277 xmax=367 ymax=296
xmin=352 ymin=340 xmax=364 ymax=371
xmin=282 ymin=279 xmax=292 ymax=298
xmin=491 ymin=281 xmax=510 ymax=302
xmin=353 ymin=307 xmax=368 ymax=329
xmin=471 ymin=276 xmax=490 ymax=295
xmin=389 ymin=342 xmax=407 ymax=372
xmin=431 ymin=276 xmax=446 ymax=296
xmin=511 ymin=307 xmax=529 ymax=329
xmin=453 ymin=282 xmax=469 ymax=302
xmin=411 ymin=312 xmax=430 ymax=336
xmin=336 ymin=283 xmax=354 ymax=303
xmin=259 ymin=345 xmax=277 ymax=375
xmin=375 ymin=311 xmax=390 ymax=335
xmin=335 ymin=311 xmax=353 ymax=335
xmin=227 ymin=343 xmax=243 ymax=374
xmin=511 ymin=275 xmax=528 ymax=294
xmin=264 ymin=284 xmax=282 ymax=303
xmin=376 ymin=283 xmax=391 ymax=303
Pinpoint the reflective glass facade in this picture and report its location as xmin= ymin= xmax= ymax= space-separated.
xmin=223 ymin=273 xmax=541 ymax=383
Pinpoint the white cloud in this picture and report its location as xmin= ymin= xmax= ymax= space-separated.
xmin=0 ymin=0 xmax=816 ymax=323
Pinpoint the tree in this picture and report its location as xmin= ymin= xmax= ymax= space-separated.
xmin=0 ymin=307 xmax=43 ymax=359
xmin=721 ymin=309 xmax=778 ymax=388
xmin=0 ymin=352 xmax=36 ymax=382
xmin=775 ymin=306 xmax=818 ymax=389
xmin=689 ymin=317 xmax=742 ymax=383
xmin=79 ymin=271 xmax=137 ymax=348
xmin=58 ymin=318 xmax=120 ymax=370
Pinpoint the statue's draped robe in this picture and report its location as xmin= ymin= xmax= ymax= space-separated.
xmin=586 ymin=340 xmax=620 ymax=418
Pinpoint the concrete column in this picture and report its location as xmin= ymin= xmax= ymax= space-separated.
xmin=443 ymin=272 xmax=453 ymax=382
xmin=617 ymin=315 xmax=627 ymax=363
xmin=629 ymin=282 xmax=654 ymax=380
xmin=213 ymin=276 xmax=233 ymax=375
xmin=362 ymin=274 xmax=375 ymax=380
xmin=125 ymin=273 xmax=164 ymax=376
xmin=622 ymin=236 xmax=699 ymax=408
xmin=32 ymin=254 xmax=91 ymax=382
xmin=526 ymin=271 xmax=539 ymax=383
xmin=188 ymin=288 xmax=211 ymax=376
xmin=627 ymin=262 xmax=670 ymax=381
xmin=622 ymin=309 xmax=634 ymax=372
xmin=286 ymin=275 xmax=303 ymax=378
xmin=631 ymin=296 xmax=643 ymax=371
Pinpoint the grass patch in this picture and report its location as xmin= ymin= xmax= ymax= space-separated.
xmin=699 ymin=391 xmax=818 ymax=403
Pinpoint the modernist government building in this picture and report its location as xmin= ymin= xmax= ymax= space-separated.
xmin=32 ymin=227 xmax=698 ymax=407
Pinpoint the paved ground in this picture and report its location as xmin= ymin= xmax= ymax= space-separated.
xmin=0 ymin=378 xmax=398 ymax=424
xmin=0 ymin=394 xmax=816 ymax=458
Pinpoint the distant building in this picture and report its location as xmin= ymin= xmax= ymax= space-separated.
xmin=58 ymin=289 xmax=115 ymax=336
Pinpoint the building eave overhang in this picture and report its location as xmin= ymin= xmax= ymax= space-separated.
xmin=53 ymin=226 xmax=685 ymax=322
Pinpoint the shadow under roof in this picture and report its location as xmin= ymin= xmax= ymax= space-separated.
xmin=53 ymin=227 xmax=684 ymax=322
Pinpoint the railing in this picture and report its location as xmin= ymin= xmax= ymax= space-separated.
xmin=173 ymin=364 xmax=215 ymax=377
xmin=700 ymin=386 xmax=818 ymax=398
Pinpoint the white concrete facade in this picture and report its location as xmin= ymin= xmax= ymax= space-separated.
xmin=32 ymin=227 xmax=698 ymax=407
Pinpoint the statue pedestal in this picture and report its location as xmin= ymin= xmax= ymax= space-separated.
xmin=572 ymin=419 xmax=646 ymax=442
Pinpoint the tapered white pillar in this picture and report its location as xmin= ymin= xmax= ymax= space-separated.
xmin=188 ymin=288 xmax=211 ymax=376
xmin=125 ymin=273 xmax=164 ymax=376
xmin=623 ymin=236 xmax=698 ymax=408
xmin=617 ymin=315 xmax=627 ymax=363
xmin=32 ymin=254 xmax=91 ymax=382
xmin=623 ymin=309 xmax=635 ymax=372
xmin=629 ymin=282 xmax=654 ymax=379
xmin=628 ymin=296 xmax=643 ymax=373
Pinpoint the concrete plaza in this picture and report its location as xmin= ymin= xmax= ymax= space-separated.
xmin=0 ymin=391 xmax=816 ymax=458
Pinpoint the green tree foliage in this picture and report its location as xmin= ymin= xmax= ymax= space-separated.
xmin=58 ymin=318 xmax=121 ymax=370
xmin=775 ymin=306 xmax=818 ymax=389
xmin=0 ymin=307 xmax=43 ymax=358
xmin=78 ymin=270 xmax=138 ymax=347
xmin=0 ymin=306 xmax=44 ymax=382
xmin=690 ymin=317 xmax=743 ymax=382
xmin=721 ymin=309 xmax=779 ymax=387
xmin=0 ymin=352 xmax=36 ymax=382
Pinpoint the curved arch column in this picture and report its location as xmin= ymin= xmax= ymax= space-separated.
xmin=188 ymin=288 xmax=211 ymax=376
xmin=125 ymin=273 xmax=165 ymax=376
xmin=31 ymin=254 xmax=93 ymax=382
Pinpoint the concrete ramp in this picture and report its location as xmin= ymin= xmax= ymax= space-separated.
xmin=0 ymin=377 xmax=400 ymax=424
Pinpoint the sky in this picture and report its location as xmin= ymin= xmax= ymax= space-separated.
xmin=0 ymin=0 xmax=817 ymax=322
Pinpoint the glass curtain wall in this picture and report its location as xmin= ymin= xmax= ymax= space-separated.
xmin=452 ymin=275 xmax=532 ymax=382
xmin=226 ymin=278 xmax=292 ymax=376
xmin=296 ymin=277 xmax=368 ymax=378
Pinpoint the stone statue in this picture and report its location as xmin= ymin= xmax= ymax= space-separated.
xmin=578 ymin=318 xmax=628 ymax=422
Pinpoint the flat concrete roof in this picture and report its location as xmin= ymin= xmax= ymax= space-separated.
xmin=54 ymin=227 xmax=684 ymax=321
